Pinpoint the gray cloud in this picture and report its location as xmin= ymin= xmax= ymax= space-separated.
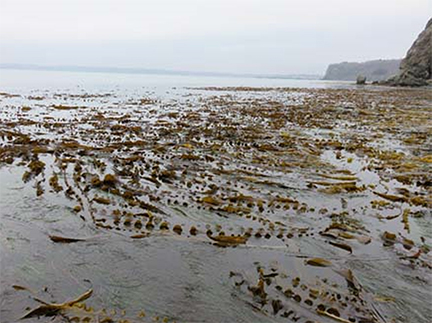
xmin=0 ymin=0 xmax=430 ymax=74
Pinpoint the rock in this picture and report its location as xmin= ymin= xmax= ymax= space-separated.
xmin=385 ymin=18 xmax=432 ymax=87
xmin=356 ymin=75 xmax=367 ymax=85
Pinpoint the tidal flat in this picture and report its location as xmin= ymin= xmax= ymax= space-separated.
xmin=0 ymin=85 xmax=431 ymax=323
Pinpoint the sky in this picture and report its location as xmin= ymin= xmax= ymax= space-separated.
xmin=0 ymin=0 xmax=430 ymax=75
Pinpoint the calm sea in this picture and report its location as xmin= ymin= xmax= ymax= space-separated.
xmin=0 ymin=68 xmax=351 ymax=93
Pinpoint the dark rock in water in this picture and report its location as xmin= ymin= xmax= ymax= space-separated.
xmin=323 ymin=59 xmax=401 ymax=81
xmin=385 ymin=18 xmax=432 ymax=87
xmin=356 ymin=75 xmax=367 ymax=85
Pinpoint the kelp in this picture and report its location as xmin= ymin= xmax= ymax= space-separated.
xmin=49 ymin=173 xmax=63 ymax=192
xmin=22 ymin=159 xmax=45 ymax=182
xmin=305 ymin=258 xmax=332 ymax=267
xmin=49 ymin=235 xmax=85 ymax=243
xmin=22 ymin=288 xmax=93 ymax=319
xmin=230 ymin=261 xmax=383 ymax=323
xmin=317 ymin=173 xmax=358 ymax=181
xmin=16 ymin=286 xmax=173 ymax=323
xmin=329 ymin=241 xmax=353 ymax=253
xmin=207 ymin=233 xmax=248 ymax=247
xmin=1 ymin=86 xmax=431 ymax=322
xmin=316 ymin=308 xmax=354 ymax=323
xmin=374 ymin=191 xmax=408 ymax=203
xmin=51 ymin=104 xmax=82 ymax=110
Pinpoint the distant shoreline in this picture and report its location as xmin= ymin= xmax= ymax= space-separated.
xmin=0 ymin=63 xmax=322 ymax=81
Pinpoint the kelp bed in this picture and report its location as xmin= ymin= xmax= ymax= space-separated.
xmin=0 ymin=86 xmax=431 ymax=323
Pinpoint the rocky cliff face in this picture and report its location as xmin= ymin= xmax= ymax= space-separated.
xmin=323 ymin=59 xmax=401 ymax=81
xmin=387 ymin=18 xmax=432 ymax=86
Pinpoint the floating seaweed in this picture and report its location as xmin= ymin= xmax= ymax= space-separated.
xmin=1 ymin=86 xmax=431 ymax=322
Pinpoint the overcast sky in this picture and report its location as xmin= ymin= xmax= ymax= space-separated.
xmin=0 ymin=0 xmax=430 ymax=75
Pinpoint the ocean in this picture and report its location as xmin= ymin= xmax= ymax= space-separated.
xmin=0 ymin=68 xmax=430 ymax=323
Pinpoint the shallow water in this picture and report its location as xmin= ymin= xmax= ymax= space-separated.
xmin=0 ymin=70 xmax=431 ymax=323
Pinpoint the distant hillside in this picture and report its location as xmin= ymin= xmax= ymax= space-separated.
xmin=0 ymin=63 xmax=321 ymax=81
xmin=323 ymin=59 xmax=401 ymax=81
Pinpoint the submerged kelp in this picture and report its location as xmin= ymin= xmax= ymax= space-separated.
xmin=0 ymin=86 xmax=431 ymax=323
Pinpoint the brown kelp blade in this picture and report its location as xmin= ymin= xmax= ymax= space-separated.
xmin=49 ymin=235 xmax=85 ymax=243
xmin=305 ymin=258 xmax=332 ymax=267
xmin=208 ymin=234 xmax=248 ymax=246
xmin=22 ymin=289 xmax=93 ymax=319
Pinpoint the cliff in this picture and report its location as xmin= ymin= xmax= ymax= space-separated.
xmin=323 ymin=59 xmax=401 ymax=81
xmin=386 ymin=18 xmax=432 ymax=86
